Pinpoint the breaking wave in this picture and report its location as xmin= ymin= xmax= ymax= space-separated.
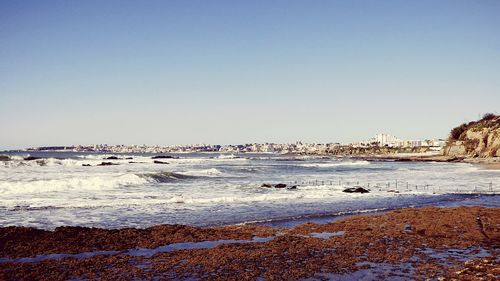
xmin=217 ymin=154 xmax=240 ymax=159
xmin=138 ymin=168 xmax=225 ymax=182
xmin=138 ymin=171 xmax=199 ymax=183
xmin=0 ymin=157 xmax=86 ymax=168
xmin=0 ymin=174 xmax=149 ymax=194
xmin=182 ymin=168 xmax=224 ymax=176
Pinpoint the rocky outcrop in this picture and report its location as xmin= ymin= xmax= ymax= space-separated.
xmin=151 ymin=155 xmax=178 ymax=159
xmin=261 ymin=183 xmax=297 ymax=189
xmin=343 ymin=186 xmax=370 ymax=193
xmin=444 ymin=114 xmax=500 ymax=158
xmin=23 ymin=156 xmax=41 ymax=161
xmin=103 ymin=156 xmax=133 ymax=160
xmin=97 ymin=162 xmax=119 ymax=166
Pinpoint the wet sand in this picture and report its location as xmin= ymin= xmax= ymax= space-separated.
xmin=1 ymin=206 xmax=498 ymax=280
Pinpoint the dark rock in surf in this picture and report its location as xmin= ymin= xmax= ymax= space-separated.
xmin=154 ymin=160 xmax=169 ymax=164
xmin=287 ymin=185 xmax=298 ymax=190
xmin=82 ymin=164 xmax=91 ymax=167
xmin=24 ymin=156 xmax=41 ymax=161
xmin=97 ymin=162 xmax=119 ymax=166
xmin=343 ymin=186 xmax=370 ymax=193
xmin=0 ymin=155 xmax=10 ymax=161
xmin=446 ymin=157 xmax=464 ymax=163
xmin=103 ymin=156 xmax=133 ymax=160
xmin=261 ymin=183 xmax=289 ymax=188
xmin=151 ymin=155 xmax=177 ymax=159
xmin=104 ymin=156 xmax=120 ymax=160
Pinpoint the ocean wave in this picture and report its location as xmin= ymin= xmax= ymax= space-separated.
xmin=1 ymin=157 xmax=87 ymax=168
xmin=138 ymin=171 xmax=199 ymax=183
xmin=217 ymin=154 xmax=240 ymax=159
xmin=235 ymin=167 xmax=263 ymax=173
xmin=138 ymin=168 xmax=226 ymax=183
xmin=0 ymin=154 xmax=29 ymax=163
xmin=40 ymin=158 xmax=83 ymax=166
xmin=159 ymin=188 xmax=355 ymax=205
xmin=182 ymin=168 xmax=224 ymax=177
xmin=10 ymin=155 xmax=29 ymax=161
xmin=0 ymin=174 xmax=149 ymax=194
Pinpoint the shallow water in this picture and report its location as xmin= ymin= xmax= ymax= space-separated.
xmin=0 ymin=236 xmax=275 ymax=263
xmin=0 ymin=151 xmax=498 ymax=229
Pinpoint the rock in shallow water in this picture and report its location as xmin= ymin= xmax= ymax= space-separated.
xmin=151 ymin=155 xmax=177 ymax=159
xmin=260 ymin=183 xmax=297 ymax=189
xmin=24 ymin=156 xmax=41 ymax=161
xmin=104 ymin=156 xmax=120 ymax=160
xmin=0 ymin=155 xmax=10 ymax=161
xmin=97 ymin=162 xmax=119 ymax=166
xmin=343 ymin=186 xmax=370 ymax=193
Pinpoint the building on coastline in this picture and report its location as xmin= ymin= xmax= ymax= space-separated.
xmin=352 ymin=133 xmax=446 ymax=150
xmin=24 ymin=136 xmax=446 ymax=154
xmin=354 ymin=133 xmax=402 ymax=148
xmin=374 ymin=133 xmax=401 ymax=147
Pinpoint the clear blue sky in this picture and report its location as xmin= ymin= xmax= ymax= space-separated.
xmin=1 ymin=0 xmax=499 ymax=149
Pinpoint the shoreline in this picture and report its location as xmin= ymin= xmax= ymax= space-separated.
xmin=349 ymin=153 xmax=500 ymax=170
xmin=3 ymin=149 xmax=499 ymax=169
xmin=1 ymin=205 xmax=498 ymax=280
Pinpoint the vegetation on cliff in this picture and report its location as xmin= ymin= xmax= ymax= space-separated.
xmin=323 ymin=146 xmax=430 ymax=156
xmin=445 ymin=113 xmax=500 ymax=158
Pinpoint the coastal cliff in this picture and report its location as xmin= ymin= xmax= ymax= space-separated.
xmin=444 ymin=114 xmax=500 ymax=158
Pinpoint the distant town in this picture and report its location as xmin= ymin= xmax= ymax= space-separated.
xmin=24 ymin=133 xmax=447 ymax=154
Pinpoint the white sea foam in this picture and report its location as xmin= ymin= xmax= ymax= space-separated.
xmin=1 ymin=157 xmax=86 ymax=168
xmin=217 ymin=154 xmax=240 ymax=159
xmin=0 ymin=173 xmax=148 ymax=194
xmin=181 ymin=168 xmax=224 ymax=177
xmin=9 ymin=155 xmax=28 ymax=161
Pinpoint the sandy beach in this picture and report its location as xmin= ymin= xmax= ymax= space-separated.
xmin=1 ymin=206 xmax=498 ymax=280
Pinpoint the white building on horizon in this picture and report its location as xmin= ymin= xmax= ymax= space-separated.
xmin=374 ymin=133 xmax=401 ymax=147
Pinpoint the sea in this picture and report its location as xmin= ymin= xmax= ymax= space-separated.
xmin=0 ymin=151 xmax=498 ymax=229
